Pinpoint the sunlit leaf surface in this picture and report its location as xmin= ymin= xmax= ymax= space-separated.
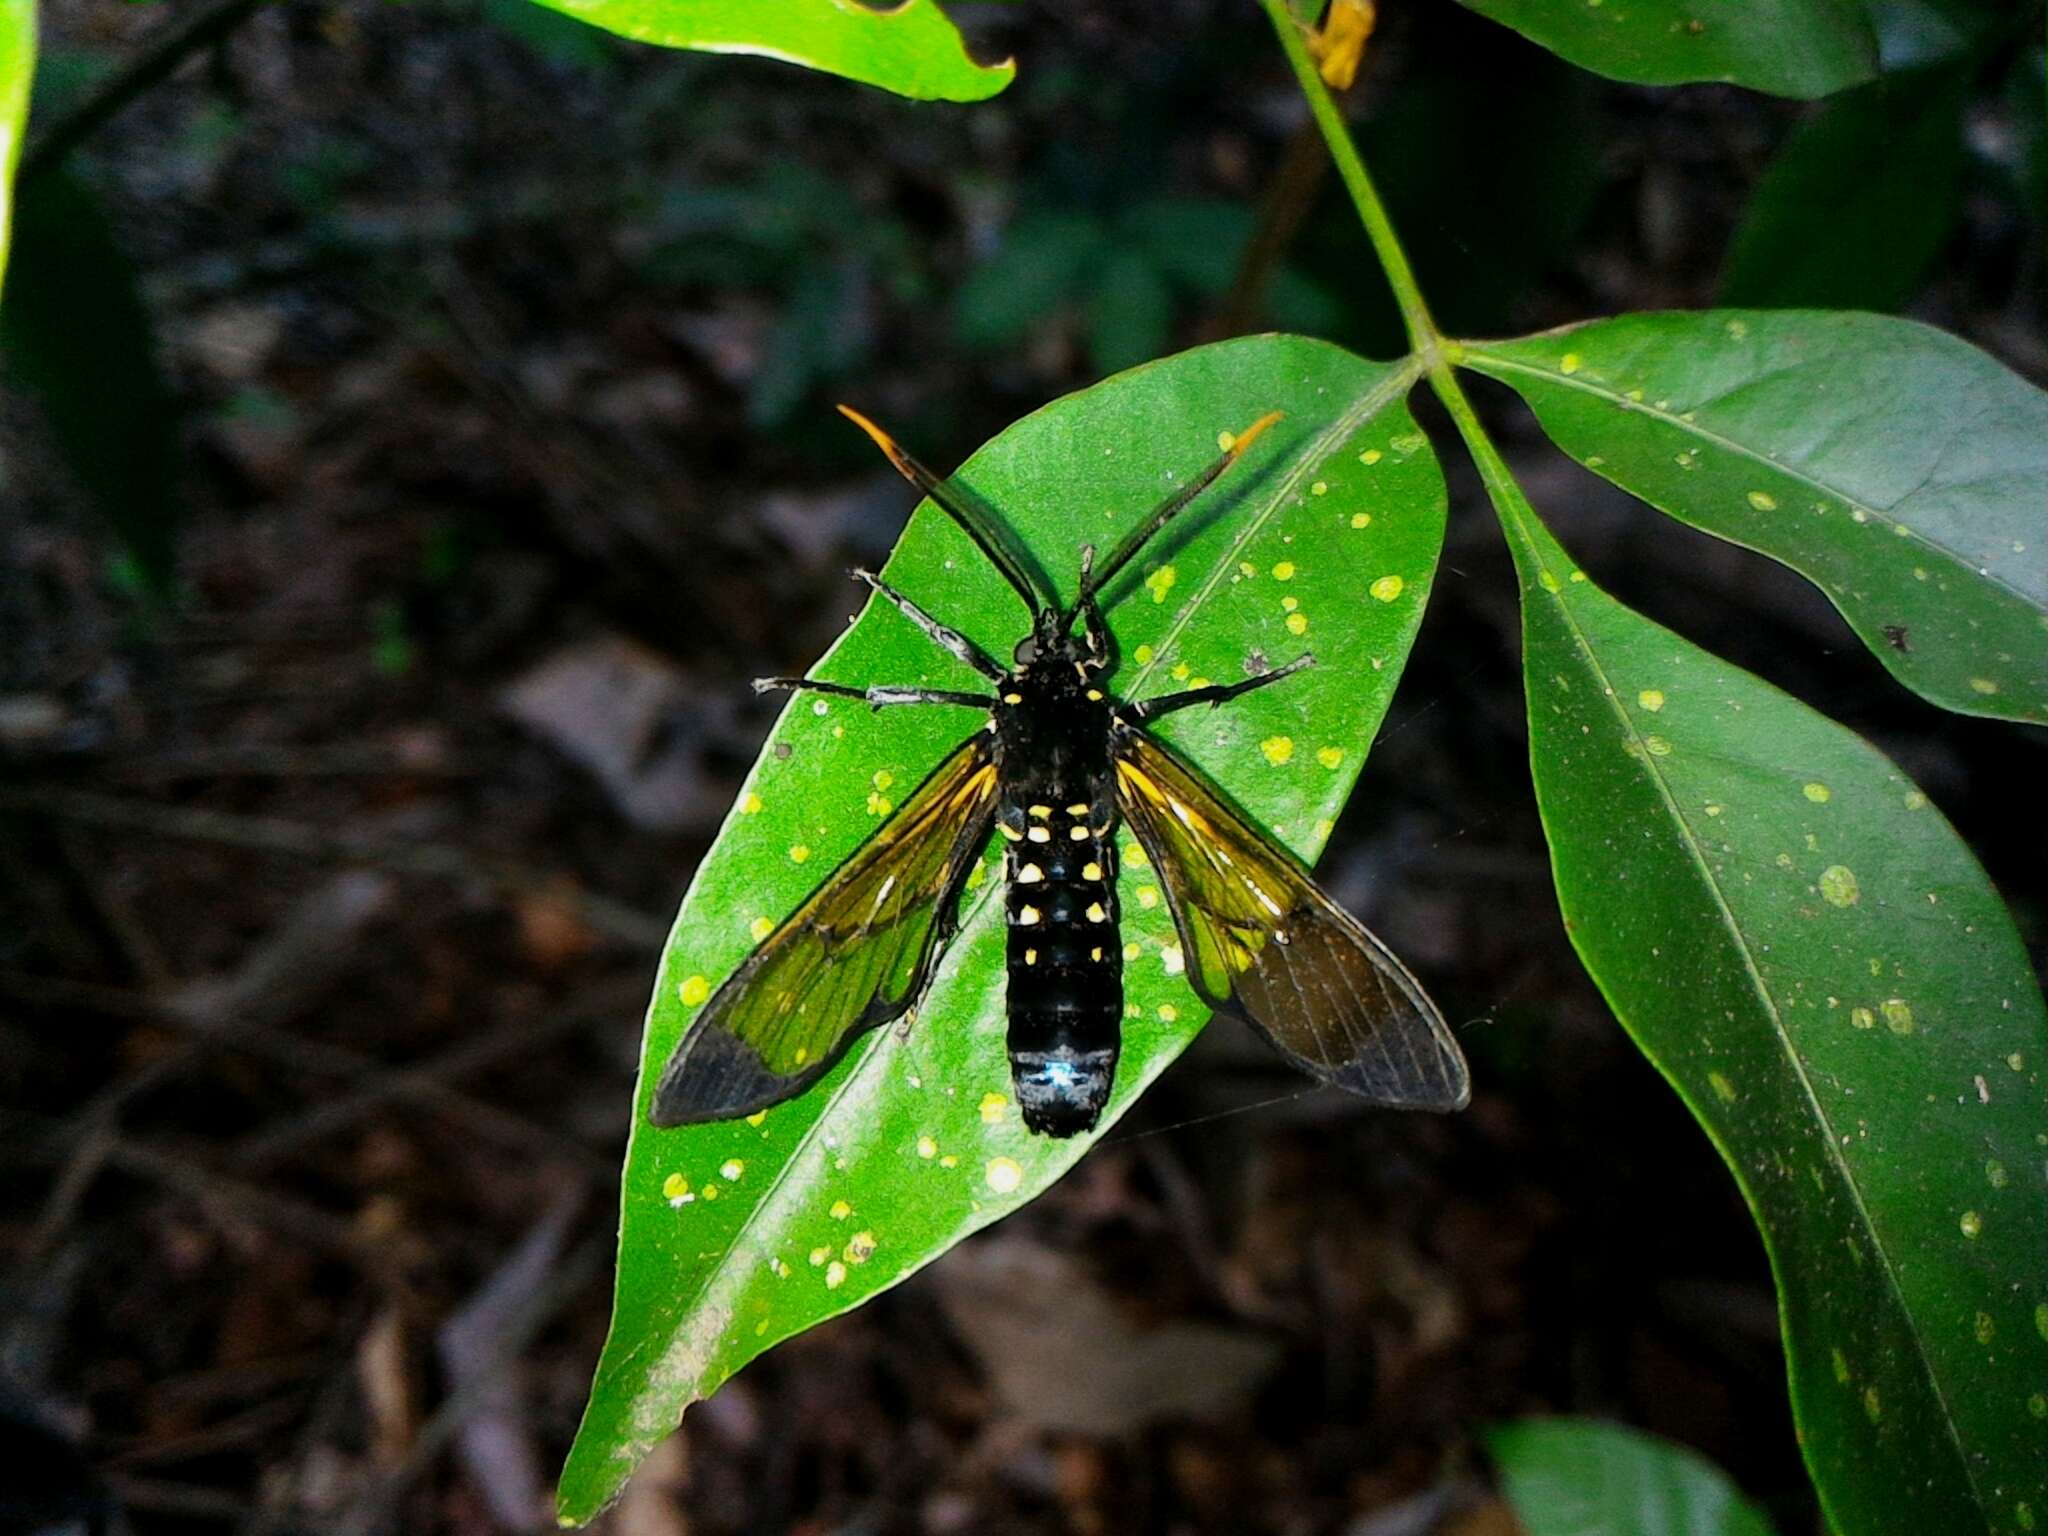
xmin=521 ymin=0 xmax=1013 ymax=101
xmin=558 ymin=336 xmax=1449 ymax=1521
xmin=0 ymin=0 xmax=32 ymax=300
xmin=1462 ymin=311 xmax=2048 ymax=724
xmin=1478 ymin=445 xmax=2048 ymax=1536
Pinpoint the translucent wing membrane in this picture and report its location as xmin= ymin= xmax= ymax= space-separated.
xmin=650 ymin=737 xmax=1000 ymax=1126
xmin=1114 ymin=728 xmax=1469 ymax=1110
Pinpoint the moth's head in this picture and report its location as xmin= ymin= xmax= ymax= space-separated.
xmin=1012 ymin=1046 xmax=1115 ymax=1138
xmin=1012 ymin=607 xmax=1093 ymax=670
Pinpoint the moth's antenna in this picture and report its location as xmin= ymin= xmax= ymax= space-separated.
xmin=837 ymin=404 xmax=1049 ymax=619
xmin=1064 ymin=411 xmax=1283 ymax=627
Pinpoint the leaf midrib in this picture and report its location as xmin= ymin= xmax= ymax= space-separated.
xmin=1464 ymin=349 xmax=2040 ymax=615
xmin=1515 ymin=528 xmax=1983 ymax=1526
xmin=1129 ymin=357 xmax=1423 ymax=696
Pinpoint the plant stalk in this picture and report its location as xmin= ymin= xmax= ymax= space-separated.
xmin=1258 ymin=0 xmax=1439 ymax=359
xmin=20 ymin=0 xmax=281 ymax=184
xmin=1258 ymin=0 xmax=1526 ymax=537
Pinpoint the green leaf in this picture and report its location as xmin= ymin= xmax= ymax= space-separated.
xmin=1476 ymin=442 xmax=2048 ymax=1536
xmin=520 ymin=0 xmax=1013 ymax=101
xmin=1487 ymin=1418 xmax=1776 ymax=1536
xmin=1720 ymin=67 xmax=1968 ymax=311
xmin=1458 ymin=312 xmax=2048 ymax=724
xmin=0 ymin=0 xmax=30 ymax=300
xmin=558 ymin=335 xmax=1447 ymax=1523
xmin=1453 ymin=0 xmax=1877 ymax=98
xmin=1 ymin=168 xmax=182 ymax=594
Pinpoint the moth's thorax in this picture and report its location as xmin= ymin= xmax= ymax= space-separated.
xmin=993 ymin=650 xmax=1115 ymax=795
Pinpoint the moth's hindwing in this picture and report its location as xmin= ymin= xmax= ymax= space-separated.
xmin=1114 ymin=727 xmax=1468 ymax=1111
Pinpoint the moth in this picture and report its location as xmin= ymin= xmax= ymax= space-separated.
xmin=650 ymin=407 xmax=1469 ymax=1137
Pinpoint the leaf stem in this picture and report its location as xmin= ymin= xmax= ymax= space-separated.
xmin=20 ymin=0 xmax=281 ymax=185
xmin=1258 ymin=0 xmax=1439 ymax=360
xmin=1257 ymin=0 xmax=1526 ymax=545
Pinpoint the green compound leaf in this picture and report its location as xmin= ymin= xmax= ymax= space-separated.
xmin=1487 ymin=1418 xmax=1776 ymax=1536
xmin=521 ymin=0 xmax=1012 ymax=101
xmin=0 ymin=0 xmax=31 ymax=299
xmin=1459 ymin=312 xmax=2048 ymax=724
xmin=1471 ymin=437 xmax=2048 ymax=1536
xmin=558 ymin=336 xmax=1448 ymax=1523
xmin=1453 ymin=0 xmax=1877 ymax=99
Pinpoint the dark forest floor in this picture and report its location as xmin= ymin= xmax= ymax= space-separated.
xmin=3 ymin=2 xmax=2044 ymax=1532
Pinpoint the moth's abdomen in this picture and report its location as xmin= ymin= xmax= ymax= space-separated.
xmin=1001 ymin=794 xmax=1122 ymax=1137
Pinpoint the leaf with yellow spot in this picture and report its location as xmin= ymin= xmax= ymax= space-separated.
xmin=1460 ymin=312 xmax=2048 ymax=724
xmin=559 ymin=335 xmax=1445 ymax=1523
xmin=1480 ymin=438 xmax=2048 ymax=1536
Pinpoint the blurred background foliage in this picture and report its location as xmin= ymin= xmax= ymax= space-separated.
xmin=1 ymin=1 xmax=2043 ymax=1532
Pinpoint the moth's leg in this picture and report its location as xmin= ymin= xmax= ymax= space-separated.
xmin=854 ymin=568 xmax=1006 ymax=681
xmin=1119 ymin=654 xmax=1314 ymax=724
xmin=754 ymin=677 xmax=993 ymax=710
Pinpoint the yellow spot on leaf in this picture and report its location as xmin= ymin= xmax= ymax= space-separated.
xmin=1969 ymin=677 xmax=1999 ymax=695
xmin=1881 ymin=998 xmax=1914 ymax=1034
xmin=1350 ymin=512 xmax=1372 ymax=528
xmin=845 ymin=1231 xmax=877 ymax=1263
xmin=985 ymin=1157 xmax=1023 ymax=1194
xmin=1360 ymin=448 xmax=1383 ymax=465
xmin=1138 ymin=886 xmax=1160 ymax=909
xmin=1134 ymin=643 xmax=1155 ymax=664
xmin=979 ymin=1092 xmax=1009 ymax=1125
xmin=720 ymin=1159 xmax=745 ymax=1181
xmin=1644 ymin=735 xmax=1672 ymax=757
xmin=1560 ymin=352 xmax=1582 ymax=374
xmin=790 ymin=844 xmax=812 ymax=863
xmin=1637 ymin=689 xmax=1665 ymax=712
xmin=680 ymin=975 xmax=711 ymax=1006
xmin=1272 ymin=561 xmax=1296 ymax=581
xmin=1819 ymin=866 xmax=1859 ymax=907
xmin=825 ymin=1261 xmax=847 ymax=1288
xmin=741 ymin=792 xmax=763 ymax=814
xmin=829 ymin=1199 xmax=852 ymax=1220
xmin=1311 ymin=481 xmax=1328 ymax=497
xmin=1317 ymin=746 xmax=1344 ymax=769
xmin=1747 ymin=490 xmax=1778 ymax=511
xmin=1261 ymin=736 xmax=1295 ymax=765
xmin=916 ymin=1136 xmax=938 ymax=1159
xmin=1158 ymin=1003 xmax=1179 ymax=1022
xmin=1959 ymin=1210 xmax=1982 ymax=1238
xmin=1708 ymin=1071 xmax=1737 ymax=1103
xmin=1370 ymin=574 xmax=1405 ymax=603
xmin=662 ymin=1173 xmax=690 ymax=1201
xmin=751 ymin=916 xmax=774 ymax=941
xmin=1145 ymin=566 xmax=1177 ymax=604
xmin=1286 ymin=612 xmax=1309 ymax=635
xmin=1802 ymin=782 xmax=1831 ymax=804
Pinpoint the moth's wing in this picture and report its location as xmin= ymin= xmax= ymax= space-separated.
xmin=649 ymin=734 xmax=999 ymax=1126
xmin=1114 ymin=727 xmax=1468 ymax=1111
